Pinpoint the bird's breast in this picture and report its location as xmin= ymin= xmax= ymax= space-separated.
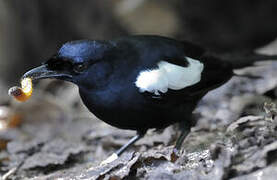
xmin=78 ymin=86 xmax=185 ymax=130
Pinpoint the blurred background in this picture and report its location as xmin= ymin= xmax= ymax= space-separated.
xmin=1 ymin=0 xmax=277 ymax=84
xmin=0 ymin=0 xmax=277 ymax=179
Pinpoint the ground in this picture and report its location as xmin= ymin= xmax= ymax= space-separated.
xmin=0 ymin=61 xmax=276 ymax=180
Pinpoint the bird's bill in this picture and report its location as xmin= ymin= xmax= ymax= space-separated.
xmin=22 ymin=64 xmax=73 ymax=81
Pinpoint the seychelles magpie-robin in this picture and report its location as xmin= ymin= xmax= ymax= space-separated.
xmin=20 ymin=35 xmax=252 ymax=163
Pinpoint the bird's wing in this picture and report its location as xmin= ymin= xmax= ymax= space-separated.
xmin=134 ymin=56 xmax=204 ymax=98
xmin=134 ymin=56 xmax=233 ymax=100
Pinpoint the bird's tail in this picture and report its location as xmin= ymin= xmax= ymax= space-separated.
xmin=181 ymin=40 xmax=277 ymax=69
xmin=206 ymin=51 xmax=277 ymax=69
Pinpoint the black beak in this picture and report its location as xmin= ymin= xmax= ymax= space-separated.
xmin=22 ymin=64 xmax=73 ymax=81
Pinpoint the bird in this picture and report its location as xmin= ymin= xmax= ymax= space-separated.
xmin=19 ymin=35 xmax=274 ymax=163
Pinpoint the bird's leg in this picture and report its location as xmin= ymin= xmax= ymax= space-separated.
xmin=115 ymin=131 xmax=145 ymax=156
xmin=171 ymin=125 xmax=191 ymax=162
xmin=101 ymin=130 xmax=146 ymax=165
xmin=174 ymin=128 xmax=190 ymax=151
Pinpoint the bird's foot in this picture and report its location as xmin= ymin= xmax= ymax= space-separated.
xmin=100 ymin=153 xmax=118 ymax=166
xmin=170 ymin=148 xmax=181 ymax=163
xmin=170 ymin=148 xmax=186 ymax=163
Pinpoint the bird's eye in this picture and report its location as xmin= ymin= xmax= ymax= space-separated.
xmin=73 ymin=64 xmax=86 ymax=73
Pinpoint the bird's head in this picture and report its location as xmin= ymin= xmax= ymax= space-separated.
xmin=22 ymin=40 xmax=115 ymax=89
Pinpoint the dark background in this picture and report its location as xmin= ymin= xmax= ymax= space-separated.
xmin=1 ymin=0 xmax=277 ymax=84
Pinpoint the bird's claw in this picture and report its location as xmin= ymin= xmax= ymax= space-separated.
xmin=170 ymin=148 xmax=181 ymax=163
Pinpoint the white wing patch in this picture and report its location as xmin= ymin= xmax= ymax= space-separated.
xmin=135 ymin=57 xmax=204 ymax=95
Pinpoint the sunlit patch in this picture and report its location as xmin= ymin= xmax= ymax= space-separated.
xmin=8 ymin=78 xmax=33 ymax=102
xmin=0 ymin=106 xmax=23 ymax=150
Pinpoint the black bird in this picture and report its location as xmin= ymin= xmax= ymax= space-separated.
xmin=20 ymin=35 xmax=267 ymax=163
